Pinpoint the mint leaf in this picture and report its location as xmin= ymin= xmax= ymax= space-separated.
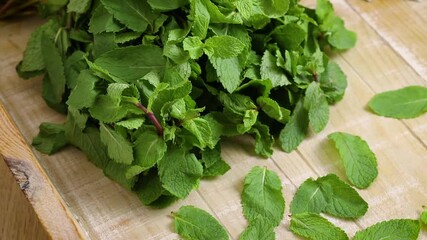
xmin=190 ymin=0 xmax=210 ymax=39
xmin=204 ymin=36 xmax=246 ymax=58
xmin=256 ymin=96 xmax=290 ymax=124
xmin=103 ymin=161 xmax=138 ymax=190
xmin=67 ymin=70 xmax=99 ymax=109
xmin=183 ymin=36 xmax=204 ymax=59
xmin=260 ymin=50 xmax=290 ymax=87
xmin=89 ymin=4 xmax=122 ymax=34
xmin=242 ymin=166 xmax=285 ymax=227
xmin=258 ymin=0 xmax=289 ymax=18
xmin=174 ymin=205 xmax=229 ymax=240
xmin=94 ymin=45 xmax=166 ymax=83
xmin=135 ymin=170 xmax=163 ymax=205
xmin=304 ymin=82 xmax=329 ymax=133
xmin=290 ymin=174 xmax=368 ymax=218
xmin=290 ymin=213 xmax=349 ymax=240
xmin=148 ymin=0 xmax=188 ymax=11
xmin=182 ymin=117 xmax=213 ymax=149
xmin=328 ymin=132 xmax=378 ymax=189
xmin=134 ymin=129 xmax=167 ymax=171
xmin=67 ymin=0 xmax=91 ymax=13
xmin=32 ymin=123 xmax=68 ymax=155
xmin=158 ymin=147 xmax=203 ymax=198
xmin=368 ymin=86 xmax=427 ymax=119
xmin=421 ymin=206 xmax=427 ymax=225
xmin=210 ymin=57 xmax=242 ymax=93
xmin=240 ymin=217 xmax=275 ymax=240
xmin=353 ymin=219 xmax=420 ymax=240
xmin=319 ymin=62 xmax=347 ymax=104
xmin=100 ymin=0 xmax=159 ymax=32
xmin=279 ymin=99 xmax=309 ymax=153
xmin=99 ymin=123 xmax=134 ymax=165
xmin=116 ymin=118 xmax=144 ymax=130
xmin=249 ymin=122 xmax=274 ymax=158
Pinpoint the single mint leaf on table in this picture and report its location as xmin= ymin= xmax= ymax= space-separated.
xmin=32 ymin=123 xmax=68 ymax=155
xmin=328 ymin=132 xmax=378 ymax=189
xmin=174 ymin=205 xmax=229 ymax=240
xmin=353 ymin=219 xmax=421 ymax=240
xmin=290 ymin=213 xmax=349 ymax=240
xmin=368 ymin=86 xmax=427 ymax=119
xmin=242 ymin=166 xmax=285 ymax=227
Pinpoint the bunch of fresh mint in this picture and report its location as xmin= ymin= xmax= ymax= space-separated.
xmin=18 ymin=0 xmax=356 ymax=206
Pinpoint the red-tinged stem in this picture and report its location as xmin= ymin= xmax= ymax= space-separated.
xmin=313 ymin=72 xmax=318 ymax=82
xmin=135 ymin=103 xmax=163 ymax=136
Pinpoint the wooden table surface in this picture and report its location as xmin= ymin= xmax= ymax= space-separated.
xmin=1 ymin=0 xmax=426 ymax=239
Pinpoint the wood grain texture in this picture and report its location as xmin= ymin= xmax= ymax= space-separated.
xmin=1 ymin=1 xmax=427 ymax=239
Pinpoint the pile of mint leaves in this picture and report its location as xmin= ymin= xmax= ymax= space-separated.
xmin=18 ymin=0 xmax=357 ymax=206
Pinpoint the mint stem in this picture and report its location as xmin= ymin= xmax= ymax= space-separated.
xmin=135 ymin=103 xmax=163 ymax=136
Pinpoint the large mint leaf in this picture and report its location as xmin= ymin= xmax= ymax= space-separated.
xmin=290 ymin=213 xmax=349 ymax=240
xmin=174 ymin=206 xmax=229 ymax=240
xmin=67 ymin=70 xmax=99 ymax=109
xmin=260 ymin=50 xmax=290 ymax=87
xmin=279 ymin=99 xmax=309 ymax=153
xmin=134 ymin=129 xmax=167 ymax=171
xmin=99 ymin=123 xmax=134 ymax=165
xmin=210 ymin=57 xmax=242 ymax=93
xmin=353 ymin=219 xmax=420 ymax=240
xmin=328 ymin=132 xmax=378 ymax=189
xmin=304 ymin=81 xmax=329 ymax=133
xmin=240 ymin=217 xmax=275 ymax=240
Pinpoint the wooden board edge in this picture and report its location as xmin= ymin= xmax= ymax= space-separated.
xmin=0 ymin=103 xmax=87 ymax=240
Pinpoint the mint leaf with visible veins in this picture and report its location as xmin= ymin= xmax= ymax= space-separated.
xmin=290 ymin=213 xmax=349 ymax=240
xmin=353 ymin=219 xmax=420 ymax=240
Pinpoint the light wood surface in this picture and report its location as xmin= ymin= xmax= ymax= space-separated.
xmin=0 ymin=0 xmax=426 ymax=239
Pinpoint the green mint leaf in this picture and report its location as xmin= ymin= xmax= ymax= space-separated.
xmin=204 ymin=36 xmax=246 ymax=59
xmin=100 ymin=0 xmax=159 ymax=32
xmin=158 ymin=147 xmax=203 ymax=198
xmin=114 ymin=32 xmax=142 ymax=44
xmin=328 ymin=132 xmax=378 ymax=189
xmin=290 ymin=174 xmax=368 ymax=218
xmin=249 ymin=122 xmax=274 ymax=158
xmin=420 ymin=206 xmax=427 ymax=225
xmin=290 ymin=178 xmax=329 ymax=215
xmin=201 ymin=145 xmax=230 ymax=177
xmin=190 ymin=0 xmax=210 ymax=39
xmin=183 ymin=36 xmax=204 ymax=59
xmin=242 ymin=166 xmax=285 ymax=227
xmin=290 ymin=213 xmax=349 ymax=240
xmin=174 ymin=205 xmax=229 ymax=240
xmin=272 ymin=23 xmax=306 ymax=51
xmin=64 ymin=51 xmax=87 ymax=89
xmin=257 ymin=96 xmax=290 ymax=124
xmin=237 ymin=109 xmax=258 ymax=134
xmin=368 ymin=86 xmax=427 ymax=119
xmin=147 ymin=0 xmax=188 ymax=11
xmin=135 ymin=170 xmax=163 ymax=205
xmin=163 ymin=43 xmax=190 ymax=65
xmin=99 ymin=123 xmax=134 ymax=165
xmin=67 ymin=0 xmax=91 ymax=13
xmin=328 ymin=28 xmax=357 ymax=50
xmin=103 ymin=161 xmax=138 ymax=190
xmin=304 ymin=82 xmax=330 ymax=133
xmin=353 ymin=219 xmax=420 ymax=240
xmin=183 ymin=117 xmax=214 ymax=149
xmin=67 ymin=70 xmax=99 ymax=109
xmin=41 ymin=33 xmax=66 ymax=104
xmin=258 ymin=0 xmax=289 ymax=18
xmin=116 ymin=118 xmax=144 ymax=130
xmin=260 ymin=50 xmax=290 ymax=87
xmin=32 ymin=123 xmax=68 ymax=155
xmin=319 ymin=61 xmax=347 ymax=104
xmin=94 ymin=45 xmax=166 ymax=83
xmin=134 ymin=129 xmax=167 ymax=171
xmin=279 ymin=99 xmax=309 ymax=153
xmin=240 ymin=217 xmax=275 ymax=240
xmin=210 ymin=57 xmax=242 ymax=93
xmin=93 ymin=32 xmax=118 ymax=57
xmin=89 ymin=4 xmax=122 ymax=34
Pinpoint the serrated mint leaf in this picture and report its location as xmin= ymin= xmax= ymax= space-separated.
xmin=148 ymin=0 xmax=188 ymax=11
xmin=158 ymin=147 xmax=203 ymax=198
xmin=249 ymin=122 xmax=274 ymax=158
xmin=353 ymin=219 xmax=420 ymax=240
xmin=183 ymin=36 xmax=204 ymax=59
xmin=240 ymin=217 xmax=275 ymax=240
xmin=210 ymin=56 xmax=242 ymax=93
xmin=114 ymin=32 xmax=142 ymax=44
xmin=116 ymin=118 xmax=144 ymax=129
xmin=261 ymin=50 xmax=290 ymax=87
xmin=100 ymin=0 xmax=159 ymax=32
xmin=67 ymin=70 xmax=99 ymax=109
xmin=204 ymin=36 xmax=245 ymax=58
xmin=290 ymin=178 xmax=329 ymax=215
xmin=320 ymin=174 xmax=368 ymax=218
xmin=290 ymin=213 xmax=349 ymax=240
xmin=368 ymin=86 xmax=427 ymax=119
xmin=319 ymin=61 xmax=347 ymax=104
xmin=89 ymin=95 xmax=130 ymax=122
xmin=67 ymin=0 xmax=91 ymax=13
xmin=89 ymin=4 xmax=122 ymax=34
xmin=190 ymin=0 xmax=210 ymax=39
xmin=242 ymin=166 xmax=285 ymax=227
xmin=201 ymin=144 xmax=230 ymax=177
xmin=174 ymin=205 xmax=229 ymax=240
xmin=272 ymin=23 xmax=306 ymax=51
xmin=32 ymin=123 xmax=68 ymax=155
xmin=279 ymin=99 xmax=309 ymax=153
xmin=256 ymin=96 xmax=290 ymax=123
xmin=94 ymin=45 xmax=166 ymax=83
xmin=103 ymin=161 xmax=138 ymax=190
xmin=328 ymin=132 xmax=378 ymax=189
xmin=237 ymin=109 xmax=258 ymax=134
xmin=258 ymin=0 xmax=289 ymax=18
xmin=304 ymin=81 xmax=329 ymax=133
xmin=99 ymin=123 xmax=134 ymax=165
xmin=41 ymin=33 xmax=66 ymax=104
xmin=134 ymin=129 xmax=167 ymax=171
xmin=290 ymin=174 xmax=368 ymax=218
xmin=183 ymin=117 xmax=214 ymax=149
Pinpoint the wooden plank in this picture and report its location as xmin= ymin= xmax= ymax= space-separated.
xmin=407 ymin=0 xmax=427 ymax=24
xmin=346 ymin=0 xmax=427 ymax=82
xmin=0 ymin=103 xmax=85 ymax=239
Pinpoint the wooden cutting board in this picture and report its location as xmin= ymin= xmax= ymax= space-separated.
xmin=1 ymin=0 xmax=426 ymax=239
